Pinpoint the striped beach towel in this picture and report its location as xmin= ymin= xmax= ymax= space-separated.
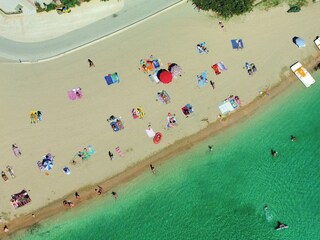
xmin=115 ymin=146 xmax=124 ymax=157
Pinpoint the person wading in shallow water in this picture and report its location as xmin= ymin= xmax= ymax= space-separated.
xmin=150 ymin=164 xmax=156 ymax=174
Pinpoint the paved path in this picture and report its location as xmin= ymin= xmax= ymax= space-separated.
xmin=0 ymin=0 xmax=183 ymax=62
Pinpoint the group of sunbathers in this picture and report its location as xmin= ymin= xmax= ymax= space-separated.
xmin=30 ymin=110 xmax=42 ymax=124
xmin=244 ymin=62 xmax=257 ymax=75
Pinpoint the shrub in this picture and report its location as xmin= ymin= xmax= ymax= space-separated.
xmin=287 ymin=5 xmax=301 ymax=12
xmin=61 ymin=0 xmax=81 ymax=8
xmin=45 ymin=3 xmax=57 ymax=12
xmin=192 ymin=0 xmax=254 ymax=19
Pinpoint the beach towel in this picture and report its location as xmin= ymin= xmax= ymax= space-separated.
xmin=197 ymin=42 xmax=209 ymax=54
xmin=87 ymin=145 xmax=95 ymax=155
xmin=182 ymin=104 xmax=194 ymax=116
xmin=105 ymin=72 xmax=120 ymax=85
xmin=231 ymin=39 xmax=244 ymax=49
xmin=115 ymin=146 xmax=124 ymax=157
xmin=149 ymin=72 xmax=160 ymax=83
xmin=157 ymin=90 xmax=171 ymax=104
xmin=211 ymin=64 xmax=221 ymax=75
xmin=212 ymin=62 xmax=227 ymax=75
xmin=63 ymin=167 xmax=71 ymax=175
xmin=197 ymin=72 xmax=208 ymax=88
xmin=217 ymin=62 xmax=227 ymax=71
xmin=146 ymin=127 xmax=156 ymax=138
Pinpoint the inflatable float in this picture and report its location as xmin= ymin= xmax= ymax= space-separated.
xmin=153 ymin=132 xmax=162 ymax=144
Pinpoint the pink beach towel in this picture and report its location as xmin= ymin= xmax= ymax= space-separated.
xmin=68 ymin=88 xmax=83 ymax=100
xmin=115 ymin=146 xmax=124 ymax=157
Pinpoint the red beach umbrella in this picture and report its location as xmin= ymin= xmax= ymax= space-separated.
xmin=157 ymin=69 xmax=173 ymax=84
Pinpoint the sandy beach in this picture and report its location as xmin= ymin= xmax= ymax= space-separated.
xmin=0 ymin=1 xmax=320 ymax=237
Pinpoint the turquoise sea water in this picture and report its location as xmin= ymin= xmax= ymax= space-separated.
xmin=13 ymin=77 xmax=320 ymax=240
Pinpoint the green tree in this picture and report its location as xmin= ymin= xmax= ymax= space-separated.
xmin=61 ymin=0 xmax=81 ymax=8
xmin=191 ymin=0 xmax=254 ymax=18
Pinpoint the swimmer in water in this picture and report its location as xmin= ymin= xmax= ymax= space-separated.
xmin=290 ymin=135 xmax=297 ymax=142
xmin=111 ymin=191 xmax=118 ymax=199
xmin=208 ymin=145 xmax=213 ymax=152
xmin=271 ymin=149 xmax=278 ymax=157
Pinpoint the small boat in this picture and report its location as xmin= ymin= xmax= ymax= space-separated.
xmin=275 ymin=221 xmax=288 ymax=230
xmin=290 ymin=62 xmax=316 ymax=88
xmin=314 ymin=36 xmax=320 ymax=50
xmin=153 ymin=132 xmax=162 ymax=144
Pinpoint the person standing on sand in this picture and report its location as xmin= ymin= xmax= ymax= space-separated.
xmin=88 ymin=59 xmax=95 ymax=68
xmin=75 ymin=192 xmax=80 ymax=199
xmin=3 ymin=225 xmax=8 ymax=233
xmin=210 ymin=81 xmax=215 ymax=90
xmin=108 ymin=151 xmax=114 ymax=160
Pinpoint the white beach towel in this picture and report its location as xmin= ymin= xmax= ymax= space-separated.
xmin=146 ymin=127 xmax=156 ymax=138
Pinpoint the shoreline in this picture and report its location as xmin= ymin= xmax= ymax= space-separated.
xmin=5 ymin=53 xmax=320 ymax=238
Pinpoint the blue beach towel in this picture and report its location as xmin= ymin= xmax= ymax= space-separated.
xmin=231 ymin=39 xmax=244 ymax=49
xmin=197 ymin=72 xmax=208 ymax=88
xmin=104 ymin=72 xmax=120 ymax=85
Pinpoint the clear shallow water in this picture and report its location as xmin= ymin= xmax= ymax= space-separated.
xmin=13 ymin=78 xmax=320 ymax=240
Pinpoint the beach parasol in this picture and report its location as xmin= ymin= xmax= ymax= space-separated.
xmin=157 ymin=69 xmax=173 ymax=84
xmin=292 ymin=37 xmax=306 ymax=48
xmin=42 ymin=158 xmax=53 ymax=170
xmin=168 ymin=63 xmax=182 ymax=78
